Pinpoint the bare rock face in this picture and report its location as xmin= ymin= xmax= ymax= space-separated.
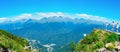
xmin=98 ymin=48 xmax=106 ymax=52
xmin=115 ymin=42 xmax=120 ymax=46
xmin=115 ymin=42 xmax=120 ymax=51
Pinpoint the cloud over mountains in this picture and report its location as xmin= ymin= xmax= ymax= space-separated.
xmin=0 ymin=12 xmax=109 ymax=23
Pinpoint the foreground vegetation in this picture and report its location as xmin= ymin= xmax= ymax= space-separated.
xmin=0 ymin=30 xmax=29 ymax=52
xmin=69 ymin=29 xmax=119 ymax=52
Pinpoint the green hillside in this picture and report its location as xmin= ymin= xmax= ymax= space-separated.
xmin=0 ymin=30 xmax=29 ymax=52
xmin=69 ymin=29 xmax=120 ymax=52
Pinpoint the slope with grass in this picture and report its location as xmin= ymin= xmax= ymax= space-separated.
xmin=70 ymin=29 xmax=119 ymax=52
xmin=0 ymin=30 xmax=29 ymax=52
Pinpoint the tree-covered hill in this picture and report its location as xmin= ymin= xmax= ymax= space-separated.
xmin=69 ymin=29 xmax=120 ymax=52
xmin=0 ymin=30 xmax=29 ymax=52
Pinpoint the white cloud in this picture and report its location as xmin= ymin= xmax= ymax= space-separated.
xmin=0 ymin=17 xmax=8 ymax=20
xmin=0 ymin=12 xmax=109 ymax=22
xmin=0 ymin=17 xmax=9 ymax=22
xmin=76 ymin=14 xmax=108 ymax=22
xmin=13 ymin=13 xmax=32 ymax=21
xmin=36 ymin=12 xmax=65 ymax=18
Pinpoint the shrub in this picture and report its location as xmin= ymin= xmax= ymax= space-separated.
xmin=106 ymin=33 xmax=118 ymax=43
xmin=69 ymin=41 xmax=76 ymax=51
xmin=92 ymin=42 xmax=104 ymax=50
xmin=75 ymin=44 xmax=82 ymax=51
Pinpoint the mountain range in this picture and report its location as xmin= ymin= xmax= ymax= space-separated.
xmin=0 ymin=16 xmax=105 ymax=52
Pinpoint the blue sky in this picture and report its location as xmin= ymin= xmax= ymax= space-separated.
xmin=0 ymin=0 xmax=120 ymax=21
